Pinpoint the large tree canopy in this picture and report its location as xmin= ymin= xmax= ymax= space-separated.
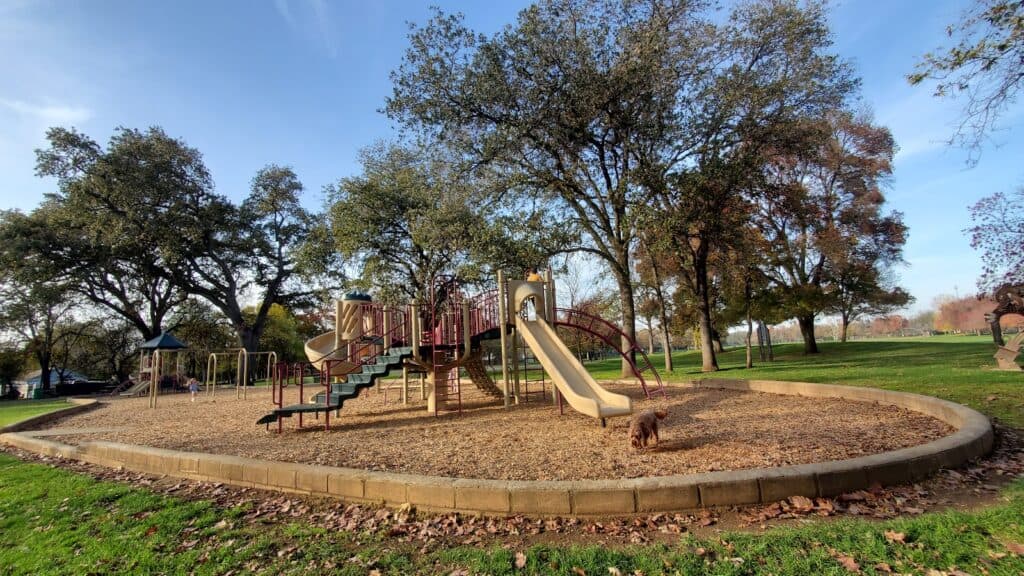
xmin=328 ymin=142 xmax=563 ymax=304
xmin=386 ymin=0 xmax=701 ymax=375
xmin=28 ymin=126 xmax=332 ymax=353
xmin=642 ymin=0 xmax=858 ymax=369
xmin=754 ymin=110 xmax=908 ymax=353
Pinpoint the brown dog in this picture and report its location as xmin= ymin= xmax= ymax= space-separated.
xmin=629 ymin=408 xmax=668 ymax=450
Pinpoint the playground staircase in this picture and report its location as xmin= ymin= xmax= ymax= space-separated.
xmin=257 ymin=346 xmax=414 ymax=427
xmin=462 ymin=350 xmax=503 ymax=399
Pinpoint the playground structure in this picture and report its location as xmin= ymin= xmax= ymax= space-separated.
xmin=205 ymin=350 xmax=278 ymax=398
xmin=259 ymin=271 xmax=665 ymax=431
xmin=131 ymin=332 xmax=189 ymax=408
xmin=986 ymin=284 xmax=1024 ymax=370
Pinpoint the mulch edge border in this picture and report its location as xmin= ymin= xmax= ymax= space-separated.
xmin=0 ymin=380 xmax=993 ymax=516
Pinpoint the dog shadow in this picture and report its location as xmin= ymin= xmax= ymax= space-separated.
xmin=644 ymin=437 xmax=699 ymax=453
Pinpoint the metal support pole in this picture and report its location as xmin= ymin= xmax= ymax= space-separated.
xmin=410 ymin=300 xmax=420 ymax=358
xmin=383 ymin=305 xmax=392 ymax=350
xmin=149 ymin=350 xmax=160 ymax=408
xmin=206 ymin=354 xmax=217 ymax=396
xmin=512 ymin=331 xmax=521 ymax=403
xmin=236 ymin=349 xmax=248 ymax=399
xmin=402 ymin=365 xmax=409 ymax=405
xmin=497 ymin=271 xmax=511 ymax=407
xmin=462 ymin=300 xmax=471 ymax=358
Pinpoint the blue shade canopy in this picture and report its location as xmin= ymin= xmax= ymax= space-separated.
xmin=139 ymin=332 xmax=188 ymax=350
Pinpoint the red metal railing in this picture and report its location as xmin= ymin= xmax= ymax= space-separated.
xmin=271 ymin=362 xmax=309 ymax=433
xmin=468 ymin=289 xmax=501 ymax=337
xmin=554 ymin=307 xmax=666 ymax=399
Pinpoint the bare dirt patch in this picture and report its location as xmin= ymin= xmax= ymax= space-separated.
xmin=44 ymin=382 xmax=952 ymax=481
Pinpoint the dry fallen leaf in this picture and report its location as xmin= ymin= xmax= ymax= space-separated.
xmin=789 ymin=495 xmax=814 ymax=511
xmin=515 ymin=551 xmax=527 ymax=569
xmin=873 ymin=562 xmax=893 ymax=573
xmin=607 ymin=568 xmax=623 ymax=576
xmin=884 ymin=530 xmax=906 ymax=544
xmin=829 ymin=549 xmax=861 ymax=573
xmin=572 ymin=567 xmax=587 ymax=576
xmin=1006 ymin=541 xmax=1024 ymax=555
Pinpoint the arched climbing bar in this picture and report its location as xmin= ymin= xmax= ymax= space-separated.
xmin=553 ymin=307 xmax=666 ymax=399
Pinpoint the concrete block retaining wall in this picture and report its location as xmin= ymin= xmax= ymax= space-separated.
xmin=0 ymin=380 xmax=994 ymax=516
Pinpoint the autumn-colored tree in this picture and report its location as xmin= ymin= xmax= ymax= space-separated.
xmin=754 ymin=109 xmax=907 ymax=353
xmin=933 ymin=295 xmax=1005 ymax=333
xmin=646 ymin=0 xmax=857 ymax=370
xmin=870 ymin=314 xmax=908 ymax=337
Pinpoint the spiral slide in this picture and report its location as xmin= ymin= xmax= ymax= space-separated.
xmin=303 ymin=331 xmax=360 ymax=376
xmin=515 ymin=316 xmax=632 ymax=420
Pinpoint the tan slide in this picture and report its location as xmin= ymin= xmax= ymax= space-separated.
xmin=304 ymin=331 xmax=360 ymax=376
xmin=515 ymin=316 xmax=632 ymax=420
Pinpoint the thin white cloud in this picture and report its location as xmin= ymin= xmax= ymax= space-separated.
xmin=307 ymin=0 xmax=337 ymax=58
xmin=274 ymin=0 xmax=295 ymax=29
xmin=0 ymin=98 xmax=93 ymax=125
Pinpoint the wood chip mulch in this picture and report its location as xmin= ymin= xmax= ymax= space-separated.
xmin=42 ymin=381 xmax=953 ymax=481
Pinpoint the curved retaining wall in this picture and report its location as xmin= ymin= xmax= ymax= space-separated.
xmin=0 ymin=380 xmax=994 ymax=516
xmin=0 ymin=397 xmax=98 ymax=433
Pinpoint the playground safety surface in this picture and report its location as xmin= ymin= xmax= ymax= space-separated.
xmin=40 ymin=382 xmax=953 ymax=482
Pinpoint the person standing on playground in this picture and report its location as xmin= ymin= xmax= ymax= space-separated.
xmin=526 ymin=267 xmax=543 ymax=282
xmin=187 ymin=376 xmax=200 ymax=402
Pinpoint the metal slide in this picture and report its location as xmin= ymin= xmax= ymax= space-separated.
xmin=515 ymin=316 xmax=632 ymax=420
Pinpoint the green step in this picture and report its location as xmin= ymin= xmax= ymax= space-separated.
xmin=257 ymin=345 xmax=416 ymax=427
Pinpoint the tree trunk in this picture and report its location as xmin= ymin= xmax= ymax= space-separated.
xmin=840 ymin=316 xmax=850 ymax=343
xmin=647 ymin=255 xmax=673 ymax=372
xmin=797 ymin=314 xmax=819 ymax=354
xmin=660 ymin=323 xmax=673 ymax=372
xmin=991 ymin=320 xmax=1004 ymax=346
xmin=745 ymin=312 xmax=753 ymax=369
xmin=612 ymin=271 xmax=637 ymax=378
xmin=712 ymin=330 xmax=724 ymax=353
xmin=695 ymin=252 xmax=718 ymax=372
xmin=36 ymin=352 xmax=51 ymax=392
xmin=645 ymin=316 xmax=655 ymax=355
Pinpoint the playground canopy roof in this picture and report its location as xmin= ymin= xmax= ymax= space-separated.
xmin=140 ymin=332 xmax=188 ymax=350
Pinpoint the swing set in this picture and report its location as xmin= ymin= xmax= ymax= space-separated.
xmin=205 ymin=349 xmax=278 ymax=398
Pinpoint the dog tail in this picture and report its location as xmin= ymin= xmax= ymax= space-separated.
xmin=654 ymin=409 xmax=668 ymax=420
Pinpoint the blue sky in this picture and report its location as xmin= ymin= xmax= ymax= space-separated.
xmin=1 ymin=0 xmax=1021 ymax=314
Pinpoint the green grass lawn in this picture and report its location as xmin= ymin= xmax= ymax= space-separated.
xmin=0 ymin=398 xmax=70 ymax=428
xmin=585 ymin=335 xmax=1024 ymax=428
xmin=3 ymin=337 xmax=1024 ymax=574
xmin=1 ymin=452 xmax=1021 ymax=575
